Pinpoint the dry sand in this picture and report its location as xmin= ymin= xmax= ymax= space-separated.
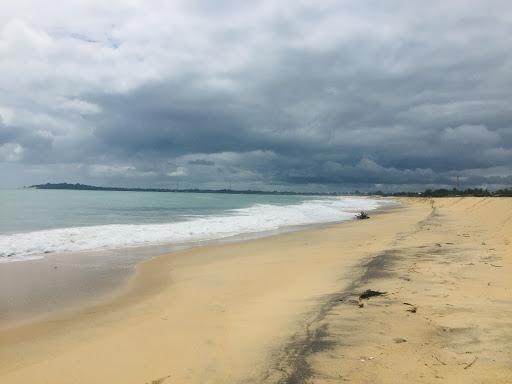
xmin=0 ymin=197 xmax=511 ymax=383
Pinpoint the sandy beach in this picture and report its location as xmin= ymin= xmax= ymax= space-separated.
xmin=0 ymin=197 xmax=511 ymax=383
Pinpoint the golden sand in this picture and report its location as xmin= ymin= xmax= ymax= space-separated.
xmin=0 ymin=198 xmax=511 ymax=383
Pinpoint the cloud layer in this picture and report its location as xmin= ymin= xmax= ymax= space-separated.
xmin=1 ymin=1 xmax=511 ymax=190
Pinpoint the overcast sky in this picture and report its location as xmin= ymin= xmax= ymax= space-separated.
xmin=1 ymin=1 xmax=511 ymax=191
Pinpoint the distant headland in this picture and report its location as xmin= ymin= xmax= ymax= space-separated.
xmin=26 ymin=183 xmax=330 ymax=196
xmin=27 ymin=182 xmax=512 ymax=197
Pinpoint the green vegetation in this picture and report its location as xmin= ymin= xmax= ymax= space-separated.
xmin=370 ymin=188 xmax=512 ymax=197
xmin=26 ymin=183 xmax=335 ymax=196
xmin=28 ymin=183 xmax=512 ymax=197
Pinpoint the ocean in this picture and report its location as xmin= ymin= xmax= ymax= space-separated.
xmin=0 ymin=189 xmax=391 ymax=262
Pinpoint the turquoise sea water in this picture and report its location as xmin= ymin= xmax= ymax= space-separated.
xmin=0 ymin=189 xmax=388 ymax=262
xmin=0 ymin=189 xmax=317 ymax=235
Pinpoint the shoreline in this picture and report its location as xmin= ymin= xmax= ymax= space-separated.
xmin=0 ymin=198 xmax=397 ymax=329
xmin=1 ymin=193 xmax=391 ymax=263
xmin=1 ymin=198 xmax=511 ymax=383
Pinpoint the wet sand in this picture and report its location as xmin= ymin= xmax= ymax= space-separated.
xmin=0 ymin=250 xmax=134 ymax=327
xmin=0 ymin=223 xmax=352 ymax=328
xmin=0 ymin=197 xmax=511 ymax=383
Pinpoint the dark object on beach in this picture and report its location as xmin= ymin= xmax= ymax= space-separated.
xmin=394 ymin=337 xmax=407 ymax=343
xmin=356 ymin=211 xmax=370 ymax=220
xmin=464 ymin=356 xmax=478 ymax=370
xmin=359 ymin=289 xmax=386 ymax=300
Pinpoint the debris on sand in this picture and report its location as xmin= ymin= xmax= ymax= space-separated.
xmin=394 ymin=338 xmax=407 ymax=343
xmin=359 ymin=289 xmax=386 ymax=300
xmin=433 ymin=353 xmax=447 ymax=366
xmin=463 ymin=356 xmax=478 ymax=370
xmin=356 ymin=211 xmax=370 ymax=220
xmin=403 ymin=302 xmax=418 ymax=313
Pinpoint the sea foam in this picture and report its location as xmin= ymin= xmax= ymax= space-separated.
xmin=0 ymin=197 xmax=389 ymax=262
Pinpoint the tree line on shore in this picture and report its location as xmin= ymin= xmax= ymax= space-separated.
xmin=369 ymin=188 xmax=512 ymax=197
xmin=28 ymin=183 xmax=512 ymax=197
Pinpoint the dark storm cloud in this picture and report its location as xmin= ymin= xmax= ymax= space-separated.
xmin=1 ymin=1 xmax=512 ymax=190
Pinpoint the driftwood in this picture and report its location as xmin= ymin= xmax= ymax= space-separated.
xmin=403 ymin=302 xmax=418 ymax=313
xmin=359 ymin=289 xmax=386 ymax=300
xmin=432 ymin=353 xmax=447 ymax=366
xmin=464 ymin=356 xmax=478 ymax=370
